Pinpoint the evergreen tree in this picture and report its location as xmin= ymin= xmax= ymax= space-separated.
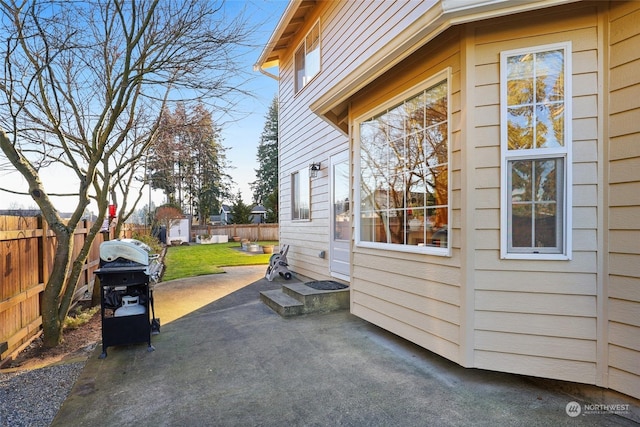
xmin=149 ymin=103 xmax=232 ymax=224
xmin=229 ymin=192 xmax=253 ymax=224
xmin=263 ymin=188 xmax=278 ymax=223
xmin=250 ymin=96 xmax=279 ymax=209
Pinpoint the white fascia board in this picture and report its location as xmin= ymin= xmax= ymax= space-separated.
xmin=254 ymin=0 xmax=302 ymax=73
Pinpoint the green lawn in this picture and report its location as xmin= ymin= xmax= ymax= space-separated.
xmin=161 ymin=241 xmax=277 ymax=282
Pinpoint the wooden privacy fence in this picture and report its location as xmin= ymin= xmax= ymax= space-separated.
xmin=191 ymin=223 xmax=279 ymax=242
xmin=0 ymin=215 xmax=106 ymax=365
xmin=120 ymin=223 xmax=279 ymax=243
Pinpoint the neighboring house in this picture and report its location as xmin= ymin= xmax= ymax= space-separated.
xmin=219 ymin=205 xmax=232 ymax=224
xmin=251 ymin=204 xmax=268 ymax=223
xmin=257 ymin=0 xmax=640 ymax=400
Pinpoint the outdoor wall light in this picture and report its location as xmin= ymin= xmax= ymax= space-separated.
xmin=309 ymin=162 xmax=321 ymax=178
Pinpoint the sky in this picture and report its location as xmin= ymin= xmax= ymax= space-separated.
xmin=0 ymin=0 xmax=288 ymax=214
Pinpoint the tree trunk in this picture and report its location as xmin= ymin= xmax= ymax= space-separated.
xmin=41 ymin=232 xmax=74 ymax=347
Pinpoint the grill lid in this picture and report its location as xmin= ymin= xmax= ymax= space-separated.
xmin=100 ymin=239 xmax=151 ymax=266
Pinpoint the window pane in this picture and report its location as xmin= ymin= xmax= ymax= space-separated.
xmin=535 ymin=50 xmax=564 ymax=103
xmin=358 ymin=79 xmax=448 ymax=249
xmin=512 ymin=203 xmax=533 ymax=247
xmin=425 ymin=81 xmax=447 ymax=126
xmin=507 ymin=48 xmax=565 ymax=151
xmin=387 ymin=103 xmax=405 ymax=143
xmin=407 ymin=207 xmax=425 ymax=245
xmin=334 ymin=161 xmax=350 ymax=241
xmin=294 ymin=46 xmax=305 ymax=93
xmin=407 ymin=176 xmax=426 ymax=207
xmin=508 ymin=106 xmax=534 ymax=149
xmin=299 ymin=168 xmax=310 ymax=219
xmin=427 ymin=207 xmax=448 ymax=247
xmin=387 ymin=174 xmax=405 ymax=210
xmin=507 ymin=54 xmax=534 ymax=105
xmin=508 ymin=158 xmax=562 ymax=251
xmin=426 ymin=164 xmax=448 ymax=207
xmin=511 ymin=160 xmax=532 ymax=202
xmin=405 ymin=92 xmax=425 ymax=135
xmin=387 ymin=210 xmax=405 ymax=244
xmin=535 ymin=159 xmax=558 ymax=201
xmin=536 ymin=103 xmax=564 ymax=148
xmin=360 ymin=211 xmax=386 ymax=243
xmin=292 ymin=169 xmax=309 ymax=220
xmin=388 ymin=139 xmax=405 ymax=175
xmin=425 ymin=123 xmax=448 ymax=167
xmin=535 ymin=203 xmax=556 ymax=247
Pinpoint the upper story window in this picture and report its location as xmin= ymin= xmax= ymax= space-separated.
xmin=356 ymin=70 xmax=450 ymax=255
xmin=500 ymin=42 xmax=572 ymax=259
xmin=295 ymin=20 xmax=320 ymax=93
xmin=292 ymin=168 xmax=310 ymax=220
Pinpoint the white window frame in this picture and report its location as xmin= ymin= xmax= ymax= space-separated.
xmin=354 ymin=68 xmax=451 ymax=256
xmin=295 ymin=20 xmax=321 ymax=93
xmin=292 ymin=168 xmax=310 ymax=221
xmin=500 ymin=42 xmax=572 ymax=260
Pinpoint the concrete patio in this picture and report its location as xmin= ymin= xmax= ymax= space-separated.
xmin=52 ymin=265 xmax=638 ymax=426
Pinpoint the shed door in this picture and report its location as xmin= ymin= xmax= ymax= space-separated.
xmin=330 ymin=151 xmax=350 ymax=280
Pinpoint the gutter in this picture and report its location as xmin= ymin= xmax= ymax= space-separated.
xmin=254 ymin=0 xmax=303 ymax=80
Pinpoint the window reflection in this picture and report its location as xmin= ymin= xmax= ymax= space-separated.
xmin=359 ymin=79 xmax=448 ymax=249
xmin=507 ymin=49 xmax=564 ymax=150
xmin=510 ymin=158 xmax=561 ymax=248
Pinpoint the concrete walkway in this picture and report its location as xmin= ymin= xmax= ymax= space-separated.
xmin=52 ymin=266 xmax=637 ymax=426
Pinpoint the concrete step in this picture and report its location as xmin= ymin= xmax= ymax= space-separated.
xmin=282 ymin=283 xmax=349 ymax=314
xmin=260 ymin=282 xmax=350 ymax=317
xmin=259 ymin=289 xmax=304 ymax=317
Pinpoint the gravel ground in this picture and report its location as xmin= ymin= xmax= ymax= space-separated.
xmin=0 ymin=362 xmax=85 ymax=427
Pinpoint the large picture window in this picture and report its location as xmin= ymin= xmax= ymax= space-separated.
xmin=292 ymin=168 xmax=310 ymax=220
xmin=295 ymin=21 xmax=320 ymax=93
xmin=356 ymin=71 xmax=450 ymax=254
xmin=500 ymin=43 xmax=571 ymax=259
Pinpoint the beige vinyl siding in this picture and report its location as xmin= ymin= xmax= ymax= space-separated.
xmin=277 ymin=1 xmax=437 ymax=279
xmin=470 ymin=4 xmax=601 ymax=384
xmin=607 ymin=0 xmax=640 ymax=400
xmin=350 ymin=29 xmax=464 ymax=364
xmin=316 ymin=1 xmax=433 ymax=106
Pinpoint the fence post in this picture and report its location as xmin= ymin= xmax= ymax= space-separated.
xmin=38 ymin=216 xmax=49 ymax=288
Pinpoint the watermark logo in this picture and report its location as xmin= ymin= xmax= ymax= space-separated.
xmin=566 ymin=401 xmax=631 ymax=417
xmin=566 ymin=401 xmax=582 ymax=417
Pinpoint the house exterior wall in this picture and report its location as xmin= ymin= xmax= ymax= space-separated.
xmin=606 ymin=0 xmax=640 ymax=400
xmin=277 ymin=1 xmax=437 ymax=279
xmin=268 ymin=0 xmax=639 ymax=400
xmin=349 ymin=29 xmax=464 ymax=364
xmin=468 ymin=3 xmax=601 ymax=385
xmin=276 ymin=2 xmax=344 ymax=279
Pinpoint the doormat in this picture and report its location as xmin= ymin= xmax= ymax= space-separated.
xmin=304 ymin=280 xmax=349 ymax=290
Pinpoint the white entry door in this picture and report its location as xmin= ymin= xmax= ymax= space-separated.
xmin=330 ymin=151 xmax=350 ymax=280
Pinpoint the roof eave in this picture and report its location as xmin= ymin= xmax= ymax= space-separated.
xmin=254 ymin=0 xmax=307 ymax=76
xmin=310 ymin=0 xmax=580 ymax=131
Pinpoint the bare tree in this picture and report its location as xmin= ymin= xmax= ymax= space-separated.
xmin=0 ymin=0 xmax=254 ymax=347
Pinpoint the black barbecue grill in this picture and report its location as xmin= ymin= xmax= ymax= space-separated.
xmin=94 ymin=239 xmax=159 ymax=358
